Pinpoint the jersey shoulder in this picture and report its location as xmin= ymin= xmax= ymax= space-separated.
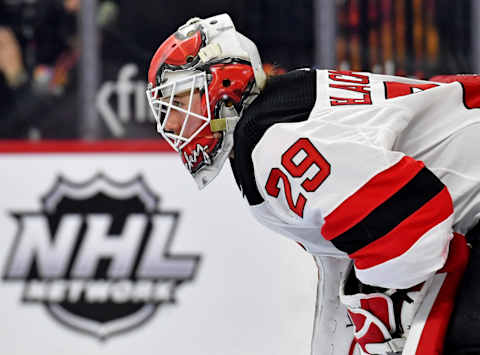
xmin=314 ymin=69 xmax=467 ymax=111
xmin=230 ymin=69 xmax=317 ymax=205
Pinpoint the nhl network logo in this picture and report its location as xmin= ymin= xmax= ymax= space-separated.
xmin=3 ymin=174 xmax=201 ymax=339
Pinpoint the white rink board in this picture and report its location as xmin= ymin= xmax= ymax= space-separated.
xmin=0 ymin=149 xmax=317 ymax=355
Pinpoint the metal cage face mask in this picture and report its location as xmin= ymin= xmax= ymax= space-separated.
xmin=146 ymin=71 xmax=212 ymax=151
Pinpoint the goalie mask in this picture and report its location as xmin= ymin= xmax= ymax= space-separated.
xmin=146 ymin=13 xmax=266 ymax=189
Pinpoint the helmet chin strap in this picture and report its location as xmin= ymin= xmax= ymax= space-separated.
xmin=209 ymin=99 xmax=241 ymax=133
xmin=209 ymin=116 xmax=239 ymax=133
xmin=209 ymin=81 xmax=261 ymax=134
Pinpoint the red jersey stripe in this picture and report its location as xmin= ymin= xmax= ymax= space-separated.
xmin=414 ymin=234 xmax=470 ymax=354
xmin=322 ymin=156 xmax=424 ymax=240
xmin=351 ymin=187 xmax=453 ymax=270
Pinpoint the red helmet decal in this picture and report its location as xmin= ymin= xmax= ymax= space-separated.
xmin=208 ymin=64 xmax=255 ymax=106
xmin=148 ymin=30 xmax=203 ymax=85
xmin=180 ymin=127 xmax=221 ymax=173
xmin=166 ymin=31 xmax=203 ymax=66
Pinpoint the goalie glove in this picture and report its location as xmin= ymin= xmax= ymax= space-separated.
xmin=340 ymin=233 xmax=470 ymax=355
xmin=340 ymin=266 xmax=431 ymax=354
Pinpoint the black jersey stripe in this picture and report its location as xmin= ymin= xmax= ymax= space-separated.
xmin=330 ymin=167 xmax=446 ymax=255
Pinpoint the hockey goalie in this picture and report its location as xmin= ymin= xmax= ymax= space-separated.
xmin=145 ymin=13 xmax=480 ymax=354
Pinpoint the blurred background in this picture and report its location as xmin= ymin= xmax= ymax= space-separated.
xmin=0 ymin=0 xmax=475 ymax=141
xmin=0 ymin=2 xmax=476 ymax=353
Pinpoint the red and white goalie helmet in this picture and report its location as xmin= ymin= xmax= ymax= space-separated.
xmin=146 ymin=13 xmax=266 ymax=189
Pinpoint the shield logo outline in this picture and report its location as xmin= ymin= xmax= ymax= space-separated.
xmin=4 ymin=173 xmax=201 ymax=340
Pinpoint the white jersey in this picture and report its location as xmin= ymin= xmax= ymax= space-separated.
xmin=231 ymin=69 xmax=480 ymax=289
